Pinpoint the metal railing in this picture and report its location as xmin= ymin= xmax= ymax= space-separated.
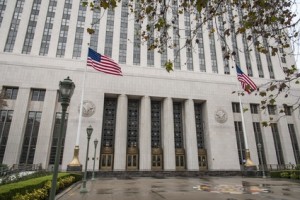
xmin=0 ymin=163 xmax=42 ymax=178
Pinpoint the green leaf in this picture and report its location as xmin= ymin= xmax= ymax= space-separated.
xmin=82 ymin=1 xmax=88 ymax=7
xmin=261 ymin=121 xmax=268 ymax=127
xmin=87 ymin=28 xmax=95 ymax=35
xmin=164 ymin=60 xmax=173 ymax=72
xmin=269 ymin=98 xmax=276 ymax=105
xmin=259 ymin=91 xmax=267 ymax=97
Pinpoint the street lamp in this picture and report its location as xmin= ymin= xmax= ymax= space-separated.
xmin=80 ymin=125 xmax=93 ymax=193
xmin=91 ymin=138 xmax=98 ymax=181
xmin=257 ymin=143 xmax=266 ymax=178
xmin=49 ymin=77 xmax=75 ymax=200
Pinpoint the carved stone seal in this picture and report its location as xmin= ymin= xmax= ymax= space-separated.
xmin=79 ymin=100 xmax=96 ymax=117
xmin=215 ymin=109 xmax=228 ymax=124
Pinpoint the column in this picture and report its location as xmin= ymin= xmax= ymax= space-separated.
xmin=113 ymin=94 xmax=127 ymax=170
xmin=184 ymin=99 xmax=199 ymax=170
xmin=3 ymin=88 xmax=30 ymax=165
xmin=139 ymin=96 xmax=151 ymax=170
xmin=34 ymin=90 xmax=57 ymax=169
xmin=162 ymin=97 xmax=175 ymax=170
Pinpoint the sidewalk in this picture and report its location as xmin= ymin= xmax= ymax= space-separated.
xmin=57 ymin=176 xmax=300 ymax=200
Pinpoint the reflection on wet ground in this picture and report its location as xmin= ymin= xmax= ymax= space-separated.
xmin=58 ymin=177 xmax=300 ymax=200
xmin=194 ymin=182 xmax=271 ymax=194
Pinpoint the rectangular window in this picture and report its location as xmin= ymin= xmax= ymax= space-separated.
xmin=250 ymin=104 xmax=259 ymax=114
xmin=253 ymin=122 xmax=266 ymax=165
xmin=284 ymin=105 xmax=293 ymax=116
xmin=288 ymin=124 xmax=300 ymax=164
xmin=0 ymin=110 xmax=13 ymax=163
xmin=232 ymin=102 xmax=240 ymax=113
xmin=267 ymin=105 xmax=276 ymax=115
xmin=49 ymin=112 xmax=68 ymax=164
xmin=39 ymin=0 xmax=57 ymax=56
xmin=4 ymin=0 xmax=25 ymax=52
xmin=234 ymin=121 xmax=245 ymax=165
xmin=194 ymin=103 xmax=205 ymax=149
xmin=127 ymin=100 xmax=139 ymax=147
xmin=3 ymin=87 xmax=18 ymax=100
xmin=31 ymin=89 xmax=46 ymax=101
xmin=151 ymin=101 xmax=161 ymax=148
xmin=22 ymin=0 xmax=41 ymax=54
xmin=101 ymin=98 xmax=117 ymax=148
xmin=173 ymin=102 xmax=184 ymax=148
xmin=271 ymin=123 xmax=285 ymax=165
xmin=19 ymin=111 xmax=42 ymax=164
xmin=0 ymin=0 xmax=7 ymax=27
xmin=281 ymin=57 xmax=286 ymax=63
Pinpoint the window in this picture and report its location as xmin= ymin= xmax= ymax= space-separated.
xmin=19 ymin=111 xmax=42 ymax=164
xmin=4 ymin=0 xmax=25 ymax=52
xmin=195 ymin=103 xmax=205 ymax=149
xmin=281 ymin=57 xmax=286 ymax=63
xmin=271 ymin=123 xmax=285 ymax=165
xmin=267 ymin=105 xmax=276 ymax=115
xmin=232 ymin=102 xmax=240 ymax=113
xmin=0 ymin=110 xmax=13 ymax=163
xmin=253 ymin=122 xmax=266 ymax=166
xmin=234 ymin=121 xmax=245 ymax=165
xmin=284 ymin=105 xmax=293 ymax=116
xmin=31 ymin=89 xmax=46 ymax=101
xmin=250 ymin=104 xmax=259 ymax=114
xmin=288 ymin=124 xmax=300 ymax=164
xmin=151 ymin=101 xmax=161 ymax=148
xmin=49 ymin=112 xmax=68 ymax=164
xmin=127 ymin=100 xmax=139 ymax=147
xmin=3 ymin=87 xmax=18 ymax=99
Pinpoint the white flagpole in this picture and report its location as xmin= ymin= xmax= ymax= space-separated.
xmin=76 ymin=64 xmax=87 ymax=145
xmin=67 ymin=55 xmax=88 ymax=171
xmin=235 ymin=66 xmax=256 ymax=169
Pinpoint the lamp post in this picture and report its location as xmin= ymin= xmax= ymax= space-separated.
xmin=49 ymin=77 xmax=75 ymax=200
xmin=80 ymin=125 xmax=93 ymax=193
xmin=91 ymin=138 xmax=98 ymax=181
xmin=257 ymin=143 xmax=266 ymax=178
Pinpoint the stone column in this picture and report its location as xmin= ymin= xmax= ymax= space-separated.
xmin=34 ymin=90 xmax=57 ymax=169
xmin=113 ymin=94 xmax=128 ymax=170
xmin=184 ymin=99 xmax=199 ymax=170
xmin=139 ymin=96 xmax=151 ymax=170
xmin=162 ymin=97 xmax=176 ymax=170
xmin=3 ymin=88 xmax=30 ymax=165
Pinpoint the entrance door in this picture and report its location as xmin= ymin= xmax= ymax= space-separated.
xmin=127 ymin=154 xmax=138 ymax=170
xmin=152 ymin=154 xmax=162 ymax=170
xmin=176 ymin=155 xmax=185 ymax=170
xmin=100 ymin=154 xmax=113 ymax=170
xmin=198 ymin=149 xmax=208 ymax=170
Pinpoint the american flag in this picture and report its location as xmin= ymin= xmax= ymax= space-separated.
xmin=236 ymin=65 xmax=257 ymax=94
xmin=87 ymin=48 xmax=122 ymax=76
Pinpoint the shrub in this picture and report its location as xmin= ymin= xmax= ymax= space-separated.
xmin=295 ymin=165 xmax=300 ymax=170
xmin=290 ymin=172 xmax=298 ymax=179
xmin=11 ymin=175 xmax=79 ymax=200
xmin=0 ymin=173 xmax=81 ymax=200
xmin=270 ymin=171 xmax=281 ymax=178
xmin=280 ymin=171 xmax=290 ymax=178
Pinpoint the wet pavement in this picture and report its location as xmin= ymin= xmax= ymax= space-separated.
xmin=57 ymin=176 xmax=300 ymax=200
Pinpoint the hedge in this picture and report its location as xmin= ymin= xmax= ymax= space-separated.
xmin=0 ymin=173 xmax=82 ymax=200
xmin=270 ymin=170 xmax=300 ymax=179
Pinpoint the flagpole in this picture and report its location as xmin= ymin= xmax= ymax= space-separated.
xmin=235 ymin=66 xmax=256 ymax=170
xmin=67 ymin=56 xmax=88 ymax=171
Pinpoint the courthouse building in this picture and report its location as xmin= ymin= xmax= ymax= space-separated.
xmin=0 ymin=0 xmax=300 ymax=172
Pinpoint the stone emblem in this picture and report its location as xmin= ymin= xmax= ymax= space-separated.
xmin=215 ymin=109 xmax=228 ymax=123
xmin=79 ymin=100 xmax=96 ymax=117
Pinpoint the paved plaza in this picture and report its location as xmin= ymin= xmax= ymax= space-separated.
xmin=57 ymin=176 xmax=300 ymax=200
